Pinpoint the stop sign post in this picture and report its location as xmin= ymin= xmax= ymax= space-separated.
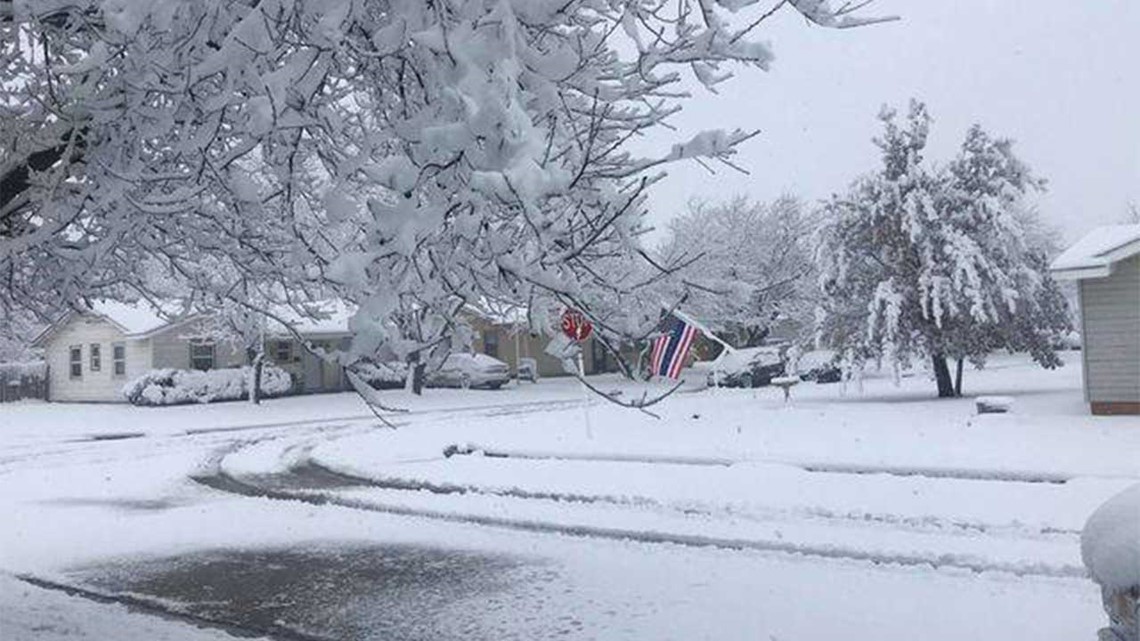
xmin=561 ymin=308 xmax=593 ymax=439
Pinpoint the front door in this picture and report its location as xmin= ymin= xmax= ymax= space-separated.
xmin=302 ymin=343 xmax=325 ymax=392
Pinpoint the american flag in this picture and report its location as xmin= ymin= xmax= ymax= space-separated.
xmin=649 ymin=315 xmax=699 ymax=380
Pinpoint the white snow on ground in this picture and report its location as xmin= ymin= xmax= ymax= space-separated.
xmin=1 ymin=353 xmax=1137 ymax=640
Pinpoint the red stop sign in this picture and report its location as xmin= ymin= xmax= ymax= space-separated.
xmin=561 ymin=309 xmax=593 ymax=341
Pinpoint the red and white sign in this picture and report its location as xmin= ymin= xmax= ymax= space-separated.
xmin=560 ymin=309 xmax=593 ymax=342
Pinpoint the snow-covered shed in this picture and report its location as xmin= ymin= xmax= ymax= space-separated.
xmin=1050 ymin=225 xmax=1140 ymax=415
xmin=32 ymin=301 xmax=353 ymax=402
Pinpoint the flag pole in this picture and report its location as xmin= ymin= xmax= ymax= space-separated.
xmin=663 ymin=304 xmax=735 ymax=354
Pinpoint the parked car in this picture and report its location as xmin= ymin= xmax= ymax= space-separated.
xmin=707 ymin=346 xmax=786 ymax=388
xmin=795 ymin=349 xmax=843 ymax=384
xmin=517 ymin=357 xmax=538 ymax=382
xmin=426 ymin=353 xmax=512 ymax=389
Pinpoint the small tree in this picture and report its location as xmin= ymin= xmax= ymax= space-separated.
xmin=815 ymin=100 xmax=1072 ymax=398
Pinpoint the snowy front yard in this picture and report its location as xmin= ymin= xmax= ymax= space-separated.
xmin=2 ymin=353 xmax=1137 ymax=640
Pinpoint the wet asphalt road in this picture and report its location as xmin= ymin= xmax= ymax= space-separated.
xmin=72 ymin=544 xmax=558 ymax=641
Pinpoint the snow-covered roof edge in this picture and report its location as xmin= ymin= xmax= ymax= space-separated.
xmin=264 ymin=301 xmax=355 ymax=337
xmin=1050 ymin=224 xmax=1140 ymax=280
xmin=30 ymin=300 xmax=190 ymax=347
xmin=32 ymin=299 xmax=357 ymax=347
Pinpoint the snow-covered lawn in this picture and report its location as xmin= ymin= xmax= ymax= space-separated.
xmin=1 ymin=352 xmax=1136 ymax=640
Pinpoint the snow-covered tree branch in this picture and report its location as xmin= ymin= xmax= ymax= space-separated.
xmin=2 ymin=0 xmax=891 ymax=386
xmin=659 ymin=195 xmax=818 ymax=348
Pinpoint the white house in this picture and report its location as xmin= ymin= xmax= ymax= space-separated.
xmin=1050 ymin=224 xmax=1140 ymax=416
xmin=32 ymin=300 xmax=355 ymax=402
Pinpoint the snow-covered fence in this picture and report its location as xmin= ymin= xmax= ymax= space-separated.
xmin=0 ymin=361 xmax=48 ymax=403
xmin=122 ymin=365 xmax=292 ymax=406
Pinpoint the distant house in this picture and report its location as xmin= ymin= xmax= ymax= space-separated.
xmin=1050 ymin=224 xmax=1140 ymax=415
xmin=467 ymin=308 xmax=627 ymax=378
xmin=32 ymin=301 xmax=355 ymax=402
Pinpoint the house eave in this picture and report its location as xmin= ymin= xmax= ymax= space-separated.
xmin=1050 ymin=265 xmax=1113 ymax=281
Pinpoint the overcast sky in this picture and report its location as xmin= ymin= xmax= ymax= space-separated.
xmin=641 ymin=0 xmax=1139 ymax=246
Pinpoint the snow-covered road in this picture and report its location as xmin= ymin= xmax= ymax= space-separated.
xmin=1 ymin=355 xmax=1135 ymax=640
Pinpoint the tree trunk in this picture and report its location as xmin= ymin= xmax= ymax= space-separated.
xmin=250 ymin=353 xmax=264 ymax=405
xmin=932 ymin=354 xmax=955 ymax=398
xmin=405 ymin=351 xmax=426 ymax=396
xmin=412 ymin=362 xmax=426 ymax=395
xmin=953 ymin=357 xmax=964 ymax=398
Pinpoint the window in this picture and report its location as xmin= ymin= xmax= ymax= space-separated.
xmin=483 ymin=331 xmax=499 ymax=359
xmin=69 ymin=346 xmax=82 ymax=379
xmin=89 ymin=343 xmax=101 ymax=372
xmin=274 ymin=341 xmax=293 ymax=363
xmin=189 ymin=341 xmax=215 ymax=371
xmin=112 ymin=343 xmax=126 ymax=377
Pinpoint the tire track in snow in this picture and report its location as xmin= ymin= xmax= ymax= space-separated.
xmin=306 ymin=459 xmax=1081 ymax=540
xmin=451 ymin=444 xmax=1134 ymax=484
xmin=190 ymin=456 xmax=1089 ymax=581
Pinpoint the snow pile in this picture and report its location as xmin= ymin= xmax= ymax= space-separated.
xmin=975 ymin=396 xmax=1015 ymax=414
xmin=122 ymin=365 xmax=292 ymax=405
xmin=1081 ymin=483 xmax=1140 ymax=592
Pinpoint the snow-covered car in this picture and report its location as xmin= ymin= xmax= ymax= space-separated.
xmin=795 ymin=349 xmax=842 ymax=384
xmin=707 ymin=346 xmax=786 ymax=388
xmin=426 ymin=353 xmax=512 ymax=390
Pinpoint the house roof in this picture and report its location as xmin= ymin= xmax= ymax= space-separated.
xmin=464 ymin=301 xmax=529 ymax=326
xmin=1050 ymin=224 xmax=1140 ymax=279
xmin=33 ymin=298 xmax=355 ymax=347
xmin=31 ymin=299 xmax=192 ymax=346
xmin=265 ymin=301 xmax=355 ymax=336
xmin=89 ymin=299 xmax=182 ymax=336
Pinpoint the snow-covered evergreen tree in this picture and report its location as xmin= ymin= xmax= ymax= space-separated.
xmin=815 ymin=100 xmax=1072 ymax=397
xmin=659 ymin=195 xmax=817 ymax=347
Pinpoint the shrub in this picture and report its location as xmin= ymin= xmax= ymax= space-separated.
xmin=123 ymin=364 xmax=292 ymax=406
xmin=353 ymin=360 xmax=408 ymax=390
xmin=0 ymin=360 xmax=47 ymax=379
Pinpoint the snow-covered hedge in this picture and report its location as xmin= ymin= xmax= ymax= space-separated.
xmin=0 ymin=360 xmax=47 ymax=379
xmin=122 ymin=365 xmax=292 ymax=406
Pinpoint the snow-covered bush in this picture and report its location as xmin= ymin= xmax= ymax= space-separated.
xmin=1082 ymin=483 xmax=1140 ymax=641
xmin=353 ymin=361 xmax=408 ymax=390
xmin=0 ymin=361 xmax=47 ymax=379
xmin=122 ymin=365 xmax=292 ymax=406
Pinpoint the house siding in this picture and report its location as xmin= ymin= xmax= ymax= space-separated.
xmin=44 ymin=316 xmax=149 ymax=402
xmin=1079 ymin=254 xmax=1140 ymax=406
xmin=475 ymin=323 xmax=638 ymax=378
xmin=149 ymin=321 xmax=244 ymax=370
